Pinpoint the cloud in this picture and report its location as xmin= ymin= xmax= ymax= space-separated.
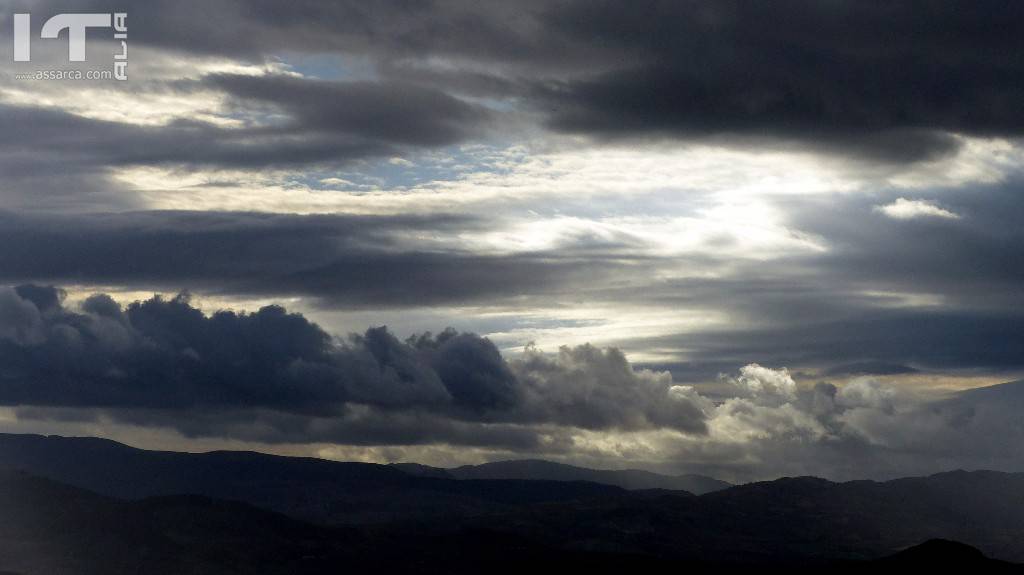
xmin=3 ymin=286 xmax=1022 ymax=481
xmin=0 ymin=76 xmax=488 ymax=168
xmin=647 ymin=308 xmax=1024 ymax=383
xmin=876 ymin=198 xmax=961 ymax=220
xmin=0 ymin=210 xmax=622 ymax=308
xmin=2 ymin=191 xmax=1023 ymax=377
xmin=0 ymin=287 xmax=46 ymax=345
xmin=2 ymin=1 xmax=1024 ymax=482
xmin=620 ymin=179 xmax=1024 ymax=380
xmin=646 ymin=368 xmax=1024 ymax=482
xmin=512 ymin=344 xmax=710 ymax=433
xmin=203 ymin=73 xmax=490 ymax=147
xmin=822 ymin=362 xmax=918 ymax=377
xmin=8 ymin=1 xmax=1024 ymax=168
xmin=0 ymin=285 xmax=710 ymax=443
xmin=722 ymin=363 xmax=797 ymax=404
xmin=1 ymin=0 xmax=563 ymax=63
xmin=530 ymin=1 xmax=1024 ymax=162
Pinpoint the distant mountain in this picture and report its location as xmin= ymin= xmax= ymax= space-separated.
xmin=445 ymin=458 xmax=731 ymax=494
xmin=0 ymin=469 xmax=348 ymax=575
xmin=0 ymin=468 xmax=1019 ymax=574
xmin=481 ymin=470 xmax=1024 ymax=563
xmin=389 ymin=462 xmax=455 ymax=479
xmin=3 ymin=433 xmax=1024 ymax=567
xmin=0 ymin=433 xmax=624 ymax=526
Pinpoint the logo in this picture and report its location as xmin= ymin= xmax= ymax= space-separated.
xmin=13 ymin=13 xmax=127 ymax=80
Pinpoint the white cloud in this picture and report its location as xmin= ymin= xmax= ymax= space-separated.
xmin=876 ymin=198 xmax=960 ymax=220
xmin=723 ymin=363 xmax=798 ymax=403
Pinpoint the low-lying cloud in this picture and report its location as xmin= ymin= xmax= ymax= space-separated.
xmin=3 ymin=284 xmax=1023 ymax=482
xmin=0 ymin=285 xmax=709 ymax=438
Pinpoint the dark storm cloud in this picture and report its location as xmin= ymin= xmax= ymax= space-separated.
xmin=3 ymin=0 xmax=565 ymax=63
xmin=11 ymin=1 xmax=1024 ymax=161
xmin=0 ymin=285 xmax=710 ymax=443
xmin=0 ymin=210 xmax=626 ymax=307
xmin=535 ymin=0 xmax=1024 ymax=160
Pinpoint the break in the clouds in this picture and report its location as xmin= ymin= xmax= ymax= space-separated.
xmin=2 ymin=1 xmax=1024 ymax=479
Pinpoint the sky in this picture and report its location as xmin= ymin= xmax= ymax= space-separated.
xmin=0 ymin=0 xmax=1022 ymax=482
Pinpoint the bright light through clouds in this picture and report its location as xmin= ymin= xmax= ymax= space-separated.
xmin=2 ymin=0 xmax=1024 ymax=481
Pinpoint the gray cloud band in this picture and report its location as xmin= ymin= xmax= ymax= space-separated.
xmin=8 ymin=1 xmax=1024 ymax=161
xmin=0 ymin=204 xmax=1022 ymax=376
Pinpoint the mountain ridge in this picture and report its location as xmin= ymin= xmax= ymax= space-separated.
xmin=0 ymin=432 xmax=627 ymax=525
xmin=0 ymin=467 xmax=1021 ymax=574
xmin=396 ymin=457 xmax=731 ymax=494
xmin=2 ymin=432 xmax=1024 ymax=563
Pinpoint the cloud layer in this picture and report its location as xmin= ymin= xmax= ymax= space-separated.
xmin=0 ymin=286 xmax=709 ymax=440
xmin=3 ymin=285 xmax=1023 ymax=482
xmin=8 ymin=1 xmax=1024 ymax=163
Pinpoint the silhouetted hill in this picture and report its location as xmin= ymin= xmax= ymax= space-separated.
xmin=479 ymin=470 xmax=1024 ymax=563
xmin=446 ymin=458 xmax=731 ymax=494
xmin=0 ymin=469 xmax=351 ymax=575
xmin=878 ymin=539 xmax=1018 ymax=571
xmin=0 ymin=433 xmax=624 ymax=525
xmin=0 ymin=468 xmax=1020 ymax=574
xmin=3 ymin=433 xmax=1024 ymax=568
